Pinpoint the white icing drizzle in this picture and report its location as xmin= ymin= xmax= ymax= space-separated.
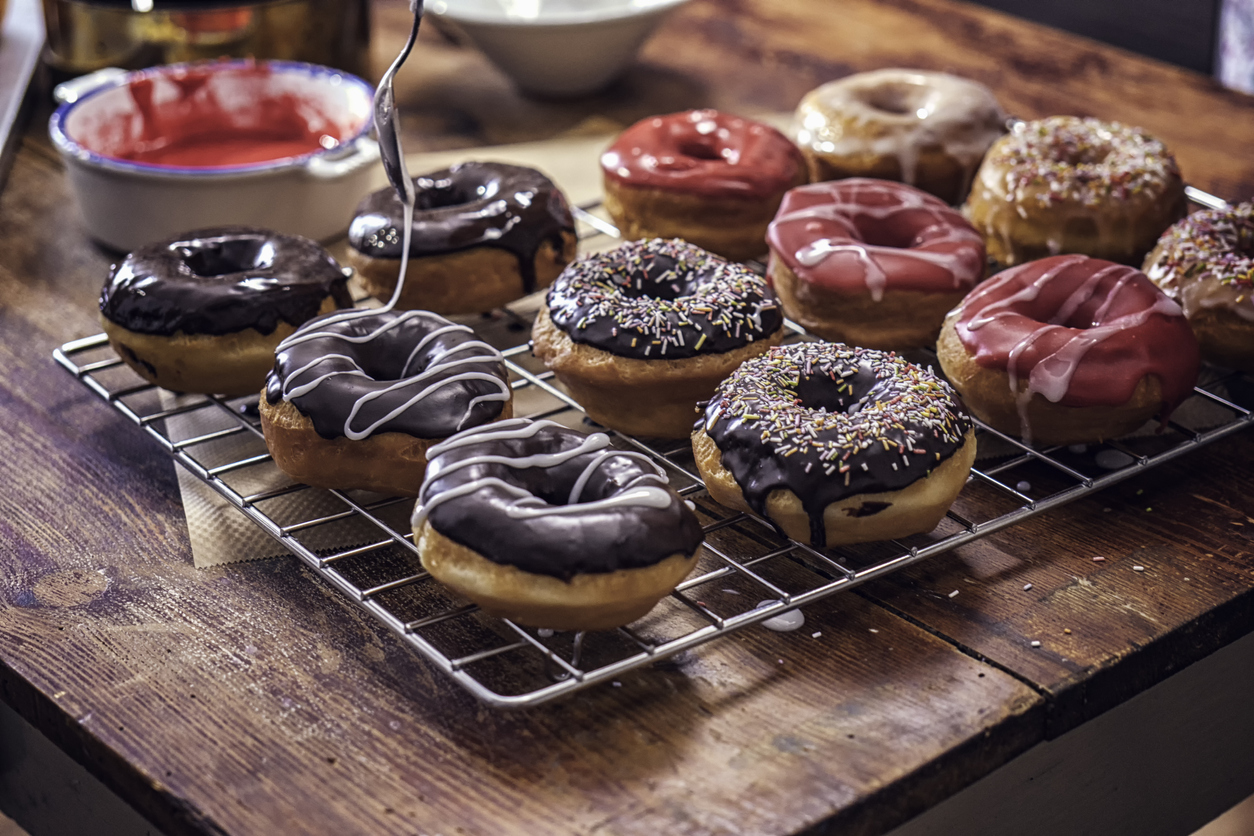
xmin=978 ymin=262 xmax=1181 ymax=441
xmin=412 ymin=419 xmax=673 ymax=528
xmin=776 ymin=180 xmax=983 ymax=300
xmin=275 ymin=309 xmax=510 ymax=440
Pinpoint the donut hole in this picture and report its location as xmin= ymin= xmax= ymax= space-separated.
xmin=611 ymin=254 xmax=703 ymax=301
xmin=678 ymin=141 xmax=724 ymax=161
xmin=795 ymin=369 xmax=871 ymax=414
xmin=1046 ymin=140 xmax=1114 ymax=167
xmin=857 ymin=81 xmax=930 ymax=116
xmin=175 ymin=236 xmax=275 ymax=276
xmin=414 ymin=175 xmax=500 ymax=209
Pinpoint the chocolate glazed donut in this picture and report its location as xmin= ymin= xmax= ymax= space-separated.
xmin=693 ymin=342 xmax=975 ymax=549
xmin=100 ymin=226 xmax=353 ymax=396
xmin=347 ymin=161 xmax=578 ymax=314
xmin=413 ymin=418 xmax=704 ymax=630
xmin=259 ymin=309 xmax=514 ymax=495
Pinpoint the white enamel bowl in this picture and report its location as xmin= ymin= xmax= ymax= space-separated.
xmin=430 ymin=0 xmax=691 ymax=97
xmin=49 ymin=60 xmax=380 ymax=252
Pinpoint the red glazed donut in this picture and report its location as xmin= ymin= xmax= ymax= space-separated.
xmin=937 ymin=254 xmax=1200 ymax=445
xmin=766 ymin=178 xmax=985 ymax=349
xmin=601 ymin=109 xmax=808 ymax=261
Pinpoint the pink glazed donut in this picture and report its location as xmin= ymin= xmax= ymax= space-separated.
xmin=766 ymin=178 xmax=985 ymax=349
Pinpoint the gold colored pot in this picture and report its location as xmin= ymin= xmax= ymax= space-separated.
xmin=41 ymin=0 xmax=369 ymax=77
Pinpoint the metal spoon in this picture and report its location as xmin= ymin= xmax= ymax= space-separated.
xmin=374 ymin=0 xmax=424 ymax=208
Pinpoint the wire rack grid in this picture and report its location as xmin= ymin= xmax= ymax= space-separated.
xmin=53 ymin=189 xmax=1254 ymax=709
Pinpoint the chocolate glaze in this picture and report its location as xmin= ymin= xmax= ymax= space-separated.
xmin=601 ymin=109 xmax=806 ymax=199
xmin=547 ymin=239 xmax=783 ymax=360
xmin=415 ymin=419 xmax=703 ymax=580
xmin=265 ymin=309 xmax=510 ymax=441
xmin=100 ymin=226 xmax=352 ymax=337
xmin=702 ymin=342 xmax=970 ymax=548
xmin=347 ymin=161 xmax=575 ymax=294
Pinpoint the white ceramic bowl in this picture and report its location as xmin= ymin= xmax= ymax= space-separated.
xmin=49 ymin=60 xmax=380 ymax=252
xmin=430 ymin=0 xmax=690 ymax=97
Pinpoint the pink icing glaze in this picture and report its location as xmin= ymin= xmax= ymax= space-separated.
xmin=765 ymin=178 xmax=985 ymax=302
xmin=600 ymin=109 xmax=806 ymax=200
xmin=954 ymin=254 xmax=1200 ymax=411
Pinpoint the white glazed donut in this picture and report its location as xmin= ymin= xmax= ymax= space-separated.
xmin=792 ymin=69 xmax=1007 ymax=204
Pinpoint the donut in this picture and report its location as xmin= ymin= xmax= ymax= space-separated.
xmin=937 ymin=254 xmax=1201 ymax=445
xmin=600 ymin=109 xmax=808 ymax=262
xmin=532 ymin=238 xmax=785 ymax=439
xmin=791 ymin=69 xmax=1006 ymax=205
xmin=1143 ymin=201 xmax=1254 ymax=371
xmin=412 ymin=418 xmax=704 ymax=631
xmin=766 ymin=178 xmax=985 ymax=349
xmin=259 ymin=308 xmax=513 ymax=496
xmin=346 ymin=162 xmax=578 ymax=313
xmin=100 ymin=226 xmax=353 ymax=396
xmin=965 ymin=116 xmax=1187 ymax=267
xmin=692 ymin=342 xmax=975 ymax=549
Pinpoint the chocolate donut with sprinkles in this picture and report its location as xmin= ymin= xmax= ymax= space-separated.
xmin=965 ymin=116 xmax=1186 ymax=267
xmin=532 ymin=238 xmax=785 ymax=438
xmin=1143 ymin=201 xmax=1254 ymax=371
xmin=412 ymin=418 xmax=704 ymax=631
xmin=260 ymin=308 xmax=513 ymax=496
xmin=693 ymin=342 xmax=976 ymax=548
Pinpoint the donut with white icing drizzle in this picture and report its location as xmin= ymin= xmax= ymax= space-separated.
xmin=532 ymin=238 xmax=785 ymax=438
xmin=965 ymin=116 xmax=1186 ymax=267
xmin=1143 ymin=201 xmax=1254 ymax=371
xmin=413 ymin=418 xmax=704 ymax=631
xmin=766 ymin=178 xmax=985 ymax=349
xmin=791 ymin=69 xmax=1006 ymax=204
xmin=693 ymin=342 xmax=976 ymax=549
xmin=259 ymin=308 xmax=513 ymax=496
xmin=937 ymin=254 xmax=1200 ymax=445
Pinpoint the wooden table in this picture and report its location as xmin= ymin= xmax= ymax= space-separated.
xmin=3 ymin=1 xmax=1254 ymax=834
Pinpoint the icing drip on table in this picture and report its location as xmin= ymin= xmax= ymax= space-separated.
xmin=701 ymin=342 xmax=970 ymax=548
xmin=954 ymin=254 xmax=1200 ymax=438
xmin=601 ymin=109 xmax=806 ymax=199
xmin=547 ymin=238 xmax=783 ymax=359
xmin=767 ymin=179 xmax=985 ymax=301
xmin=413 ymin=419 xmax=703 ymax=579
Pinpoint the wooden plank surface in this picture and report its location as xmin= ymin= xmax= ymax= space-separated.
xmin=2 ymin=0 xmax=1254 ymax=834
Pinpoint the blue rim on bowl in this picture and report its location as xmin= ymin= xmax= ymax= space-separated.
xmin=49 ymin=59 xmax=376 ymax=180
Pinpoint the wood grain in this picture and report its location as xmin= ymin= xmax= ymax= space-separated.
xmin=2 ymin=0 xmax=1254 ymax=834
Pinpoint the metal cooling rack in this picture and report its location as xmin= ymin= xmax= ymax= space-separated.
xmin=54 ymin=188 xmax=1254 ymax=709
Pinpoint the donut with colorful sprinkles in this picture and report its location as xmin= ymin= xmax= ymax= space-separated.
xmin=532 ymin=238 xmax=785 ymax=438
xmin=965 ymin=116 xmax=1186 ymax=267
xmin=260 ymin=308 xmax=514 ymax=496
xmin=692 ymin=342 xmax=976 ymax=549
xmin=1143 ymin=201 xmax=1254 ymax=371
